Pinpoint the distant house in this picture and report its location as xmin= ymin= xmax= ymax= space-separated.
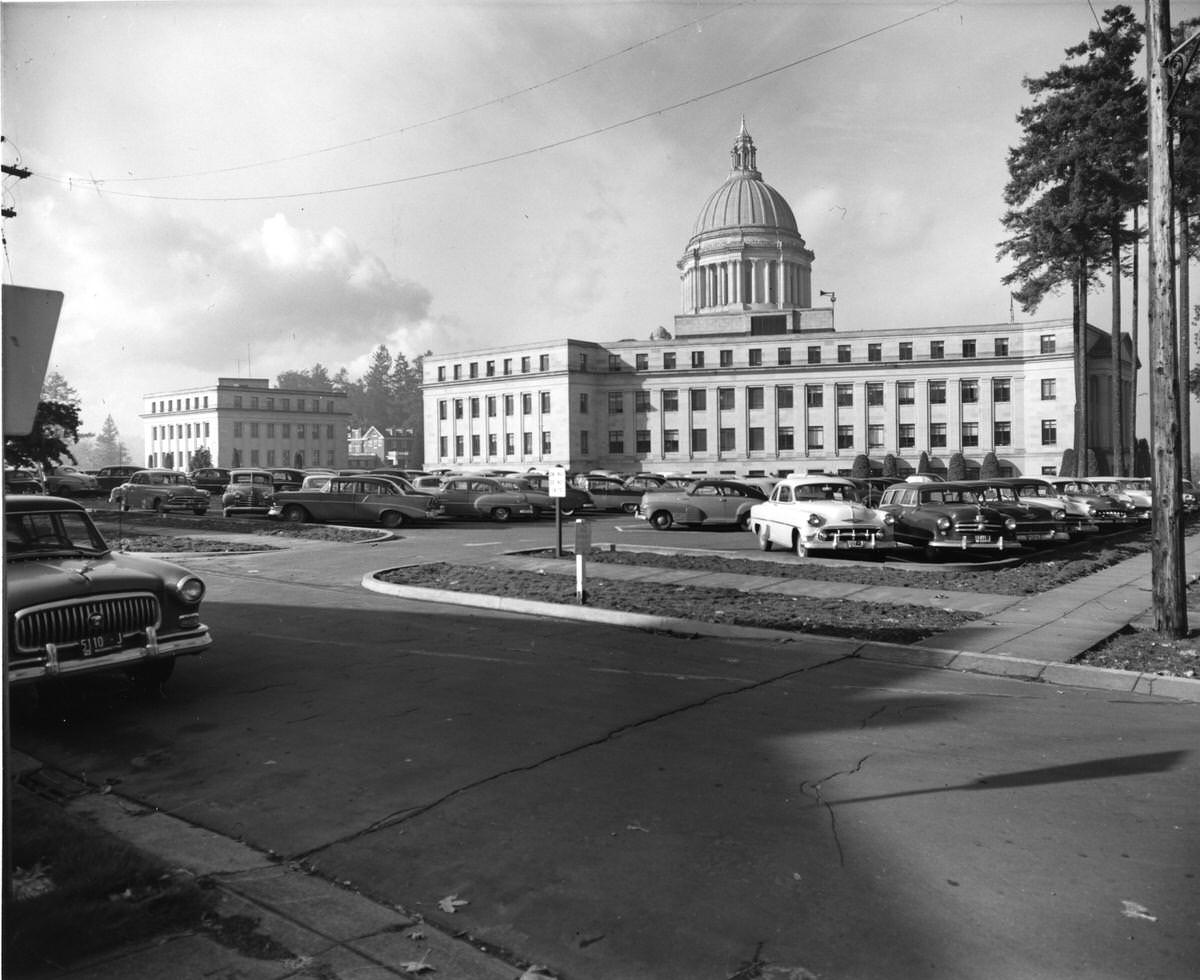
xmin=348 ymin=426 xmax=420 ymax=470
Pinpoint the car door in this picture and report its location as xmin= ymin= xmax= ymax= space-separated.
xmin=316 ymin=478 xmax=362 ymax=523
xmin=685 ymin=483 xmax=723 ymax=523
xmin=436 ymin=478 xmax=475 ymax=517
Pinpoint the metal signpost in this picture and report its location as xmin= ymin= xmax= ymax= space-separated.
xmin=549 ymin=466 xmax=567 ymax=557
xmin=574 ymin=518 xmax=591 ymax=604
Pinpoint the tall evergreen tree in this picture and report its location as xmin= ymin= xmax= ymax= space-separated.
xmin=93 ymin=414 xmax=127 ymax=466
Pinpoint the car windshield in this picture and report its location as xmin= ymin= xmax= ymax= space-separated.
xmin=6 ymin=510 xmax=109 ymax=558
xmin=792 ymin=484 xmax=860 ymax=502
xmin=978 ymin=486 xmax=1020 ymax=504
xmin=923 ymin=489 xmax=982 ymax=505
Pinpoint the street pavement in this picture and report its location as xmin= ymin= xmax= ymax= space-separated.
xmin=7 ymin=523 xmax=1200 ymax=980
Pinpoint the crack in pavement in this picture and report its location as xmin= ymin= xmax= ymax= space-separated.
xmin=798 ymin=754 xmax=872 ymax=867
xmin=292 ymin=648 xmax=867 ymax=861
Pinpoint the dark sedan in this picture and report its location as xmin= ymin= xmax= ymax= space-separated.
xmin=268 ymin=475 xmax=442 ymax=528
xmin=877 ymin=481 xmax=1021 ymax=557
xmin=189 ymin=467 xmax=231 ymax=495
xmin=960 ymin=480 xmax=1070 ymax=545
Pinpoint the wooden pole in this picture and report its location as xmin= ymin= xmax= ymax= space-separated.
xmin=1146 ymin=0 xmax=1188 ymax=636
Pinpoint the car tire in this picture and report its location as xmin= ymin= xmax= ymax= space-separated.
xmin=757 ymin=527 xmax=773 ymax=551
xmin=120 ymin=500 xmax=131 ymax=512
xmin=222 ymin=508 xmax=232 ymax=518
xmin=737 ymin=511 xmax=751 ymax=531
xmin=152 ymin=498 xmax=165 ymax=513
xmin=282 ymin=505 xmax=307 ymax=523
xmin=560 ymin=507 xmax=576 ymax=517
xmin=622 ymin=502 xmax=639 ymax=514
xmin=380 ymin=510 xmax=405 ymax=529
xmin=793 ymin=532 xmax=808 ymax=558
xmin=491 ymin=506 xmax=512 ymax=523
xmin=650 ymin=510 xmax=673 ymax=530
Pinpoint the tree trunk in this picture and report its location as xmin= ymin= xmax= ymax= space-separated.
xmin=1076 ymin=260 xmax=1090 ymax=475
xmin=1180 ymin=205 xmax=1192 ymax=481
xmin=1111 ymin=230 xmax=1124 ymax=476
xmin=1131 ymin=206 xmax=1140 ymax=475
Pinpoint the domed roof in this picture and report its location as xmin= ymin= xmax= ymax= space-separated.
xmin=690 ymin=120 xmax=798 ymax=239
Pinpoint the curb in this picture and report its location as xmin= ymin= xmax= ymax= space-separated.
xmin=363 ymin=569 xmax=1200 ymax=703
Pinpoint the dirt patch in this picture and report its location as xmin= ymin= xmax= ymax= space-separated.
xmin=91 ymin=513 xmax=383 ymax=544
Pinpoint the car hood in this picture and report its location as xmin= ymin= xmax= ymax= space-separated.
xmin=5 ymin=552 xmax=195 ymax=605
xmin=805 ymin=500 xmax=883 ymax=523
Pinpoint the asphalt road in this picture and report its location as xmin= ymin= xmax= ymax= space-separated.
xmin=12 ymin=517 xmax=1200 ymax=979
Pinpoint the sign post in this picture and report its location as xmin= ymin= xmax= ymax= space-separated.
xmin=574 ymin=518 xmax=591 ymax=604
xmin=549 ymin=466 xmax=567 ymax=557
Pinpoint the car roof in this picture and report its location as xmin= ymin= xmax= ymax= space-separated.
xmin=5 ymin=493 xmax=86 ymax=513
xmin=780 ymin=475 xmax=857 ymax=487
xmin=229 ymin=468 xmax=274 ymax=476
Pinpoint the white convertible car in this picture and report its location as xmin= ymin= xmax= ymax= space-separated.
xmin=748 ymin=474 xmax=897 ymax=557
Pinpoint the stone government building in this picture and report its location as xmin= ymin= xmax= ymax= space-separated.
xmin=421 ymin=121 xmax=1135 ymax=479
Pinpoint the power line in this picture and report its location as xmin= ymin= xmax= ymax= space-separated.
xmin=40 ymin=0 xmax=960 ymax=204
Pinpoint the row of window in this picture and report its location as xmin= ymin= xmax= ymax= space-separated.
xmin=437 ymin=419 xmax=1061 ymax=460
xmin=149 ymin=395 xmax=339 ymax=413
xmin=229 ymin=449 xmax=339 ymax=468
xmin=152 ymin=422 xmax=340 ymax=440
xmin=436 ymin=379 xmax=1057 ymax=422
xmin=434 ymin=335 xmax=1060 ymax=382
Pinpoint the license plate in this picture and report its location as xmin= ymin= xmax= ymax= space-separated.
xmin=971 ymin=535 xmax=993 ymax=544
xmin=80 ymin=633 xmax=122 ymax=657
xmin=840 ymin=540 xmax=866 ymax=548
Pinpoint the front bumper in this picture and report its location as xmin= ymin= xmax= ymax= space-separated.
xmin=799 ymin=529 xmax=897 ymax=551
xmin=8 ymin=625 xmax=212 ymax=684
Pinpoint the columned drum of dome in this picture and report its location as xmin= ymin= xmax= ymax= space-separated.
xmin=678 ymin=120 xmax=815 ymax=316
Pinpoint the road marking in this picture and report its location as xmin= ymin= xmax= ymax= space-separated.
xmin=461 ymin=541 xmax=504 ymax=547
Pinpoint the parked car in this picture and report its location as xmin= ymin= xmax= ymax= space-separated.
xmin=1183 ymin=479 xmax=1199 ymax=513
xmin=746 ymin=475 xmax=896 ymax=556
xmin=411 ymin=475 xmax=445 ymax=491
xmin=637 ymin=478 xmax=767 ymax=531
xmin=576 ymin=474 xmax=645 ymax=513
xmin=504 ymin=474 xmax=595 ymax=516
xmin=991 ymin=477 xmax=1099 ymax=536
xmin=110 ymin=469 xmax=210 ymax=515
xmin=221 ymin=468 xmax=275 ymax=517
xmin=5 ymin=494 xmax=212 ymax=688
xmin=623 ymin=474 xmax=668 ymax=493
xmin=959 ymin=480 xmax=1071 ymax=545
xmin=268 ymin=468 xmax=307 ymax=492
xmin=877 ymin=481 xmax=1021 ymax=557
xmin=42 ymin=465 xmax=100 ymax=497
xmin=850 ymin=476 xmax=905 ymax=507
xmin=188 ymin=467 xmax=231 ymax=495
xmin=430 ymin=475 xmax=537 ymax=522
xmin=94 ymin=464 xmax=141 ymax=493
xmin=371 ymin=468 xmax=430 ymax=483
xmin=268 ymin=474 xmax=442 ymax=528
xmin=4 ymin=469 xmax=44 ymax=494
xmin=1090 ymin=477 xmax=1152 ymax=521
xmin=1045 ymin=478 xmax=1142 ymax=529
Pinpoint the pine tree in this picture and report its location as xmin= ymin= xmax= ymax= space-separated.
xmin=93 ymin=414 xmax=124 ymax=466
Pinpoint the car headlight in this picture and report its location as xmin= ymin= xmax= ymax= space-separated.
xmin=1053 ymin=509 xmax=1065 ymax=520
xmin=1086 ymin=505 xmax=1097 ymax=516
xmin=806 ymin=513 xmax=825 ymax=527
xmin=1005 ymin=517 xmax=1018 ymax=531
xmin=936 ymin=516 xmax=951 ymax=531
xmin=175 ymin=575 xmax=206 ymax=603
xmin=882 ymin=513 xmax=896 ymax=526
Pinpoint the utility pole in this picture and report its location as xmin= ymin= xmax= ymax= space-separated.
xmin=2 ymin=134 xmax=32 ymax=218
xmin=1146 ymin=0 xmax=1187 ymax=636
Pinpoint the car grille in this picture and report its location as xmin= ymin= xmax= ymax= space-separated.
xmin=1094 ymin=508 xmax=1133 ymax=522
xmin=13 ymin=593 xmax=161 ymax=656
xmin=953 ymin=519 xmax=1003 ymax=534
xmin=815 ymin=527 xmax=882 ymax=543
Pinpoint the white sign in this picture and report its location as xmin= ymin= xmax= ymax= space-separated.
xmin=548 ymin=466 xmax=567 ymax=498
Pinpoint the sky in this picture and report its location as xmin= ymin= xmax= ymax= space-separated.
xmin=3 ymin=0 xmax=1199 ymax=462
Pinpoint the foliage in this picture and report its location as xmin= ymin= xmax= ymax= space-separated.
xmin=41 ymin=370 xmax=80 ymax=406
xmin=1133 ymin=439 xmax=1151 ymax=476
xmin=882 ymin=453 xmax=898 ymax=477
xmin=980 ymin=451 xmax=1000 ymax=479
xmin=917 ymin=450 xmax=931 ymax=475
xmin=948 ymin=452 xmax=966 ymax=481
xmin=92 ymin=414 xmax=130 ymax=467
xmin=191 ymin=446 xmax=213 ymax=469
xmin=4 ymin=401 xmax=81 ymax=469
xmin=851 ymin=453 xmax=870 ymax=478
xmin=1085 ymin=448 xmax=1100 ymax=476
xmin=276 ymin=364 xmax=336 ymax=390
xmin=1060 ymin=447 xmax=1078 ymax=477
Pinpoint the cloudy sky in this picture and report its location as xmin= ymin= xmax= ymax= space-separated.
xmin=3 ymin=0 xmax=1198 ymax=460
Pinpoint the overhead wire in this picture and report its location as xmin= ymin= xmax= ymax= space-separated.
xmin=35 ymin=0 xmax=960 ymax=204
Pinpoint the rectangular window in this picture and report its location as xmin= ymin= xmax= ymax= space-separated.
xmin=297 ymin=424 xmax=306 ymax=439
xmin=1040 ymin=334 xmax=1057 ymax=355
xmin=454 ymin=399 xmax=464 ymax=419
xmin=664 ymin=351 xmax=677 ymax=369
xmin=504 ymin=394 xmax=515 ymax=416
xmin=899 ymin=342 xmax=913 ymax=361
xmin=747 ymin=387 xmax=764 ymax=410
xmin=250 ymin=449 xmax=260 ymax=466
xmin=690 ymin=389 xmax=707 ymax=411
xmin=486 ymin=360 xmax=495 ymax=377
xmin=487 ymin=396 xmax=497 ymax=417
xmin=994 ymin=421 xmax=1012 ymax=446
xmin=488 ymin=434 xmax=498 ymax=455
xmin=1041 ymin=419 xmax=1058 ymax=445
xmin=719 ymin=427 xmax=736 ymax=451
xmin=521 ymin=356 xmax=531 ymax=373
xmin=662 ymin=389 xmax=679 ymax=412
xmin=718 ymin=388 xmax=735 ymax=411
xmin=267 ymin=449 xmax=276 ymax=467
xmin=608 ymin=354 xmax=622 ymax=372
xmin=836 ymin=383 xmax=853 ymax=408
xmin=469 ymin=362 xmax=478 ymax=379
xmin=776 ymin=385 xmax=794 ymax=409
xmin=837 ymin=344 xmax=851 ymax=364
xmin=777 ymin=426 xmax=795 ymax=451
xmin=453 ymin=365 xmax=461 ymax=380
xmin=233 ymin=396 xmax=243 ymax=409
xmin=439 ymin=400 xmax=447 ymax=420
xmin=505 ymin=432 xmax=515 ymax=455
xmin=719 ymin=349 xmax=733 ymax=367
xmin=962 ymin=422 xmax=979 ymax=447
xmin=608 ymin=392 xmax=624 ymax=414
xmin=539 ymin=353 xmax=550 ymax=371
xmin=233 ymin=422 xmax=243 ymax=437
xmin=961 ymin=380 xmax=979 ymax=403
xmin=962 ymin=339 xmax=977 ymax=358
xmin=1041 ymin=378 xmax=1056 ymax=400
xmin=806 ymin=346 xmax=821 ymax=365
xmin=326 ymin=424 xmax=334 ymax=439
xmin=691 ymin=350 xmax=705 ymax=369
xmin=439 ymin=436 xmax=448 ymax=457
xmin=748 ymin=427 xmax=764 ymax=451
xmin=897 ymin=381 xmax=915 ymax=405
xmin=636 ymin=353 xmax=648 ymax=371
xmin=635 ymin=391 xmax=652 ymax=413
xmin=280 ymin=398 xmax=290 ymax=411
xmin=471 ymin=434 xmax=481 ymax=456
xmin=930 ymin=422 xmax=947 ymax=448
xmin=664 ymin=429 xmax=679 ymax=452
xmin=866 ymin=382 xmax=884 ymax=406
xmin=540 ymin=391 xmax=551 ymax=413
xmin=930 ymin=340 xmax=944 ymax=359
xmin=609 ymin=430 xmax=625 ymax=453
xmin=778 ymin=347 xmax=792 ymax=366
xmin=541 ymin=431 xmax=551 ymax=453
xmin=580 ymin=431 xmax=589 ymax=454
xmin=523 ymin=432 xmax=533 ymax=454
xmin=806 ymin=426 xmax=824 ymax=451
xmin=749 ymin=348 xmax=763 ymax=366
xmin=995 ymin=337 xmax=1010 ymax=357
xmin=691 ymin=428 xmax=708 ymax=452
xmin=868 ymin=424 xmax=884 ymax=449
xmin=249 ymin=422 xmax=259 ymax=437
xmin=993 ymin=378 xmax=1011 ymax=403
xmin=281 ymin=423 xmax=290 ymax=438
xmin=574 ymin=392 xmax=588 ymax=415
xmin=522 ymin=393 xmax=533 ymax=415
xmin=929 ymin=380 xmax=947 ymax=404
xmin=898 ymin=423 xmax=916 ymax=448
xmin=806 ymin=385 xmax=823 ymax=408
xmin=837 ymin=425 xmax=854 ymax=449
xmin=503 ymin=358 xmax=513 ymax=375
xmin=636 ymin=429 xmax=651 ymax=453
xmin=470 ymin=398 xmax=480 ymax=418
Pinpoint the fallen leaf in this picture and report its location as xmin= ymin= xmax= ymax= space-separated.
xmin=401 ymin=953 xmax=435 ymax=974
xmin=1121 ymin=900 xmax=1157 ymax=922
xmin=438 ymin=894 xmax=469 ymax=913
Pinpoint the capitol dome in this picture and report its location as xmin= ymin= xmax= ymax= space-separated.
xmin=678 ymin=120 xmax=814 ymax=315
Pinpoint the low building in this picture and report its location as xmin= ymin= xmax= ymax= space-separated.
xmin=422 ymin=123 xmax=1134 ymax=479
xmin=141 ymin=378 xmax=353 ymax=471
